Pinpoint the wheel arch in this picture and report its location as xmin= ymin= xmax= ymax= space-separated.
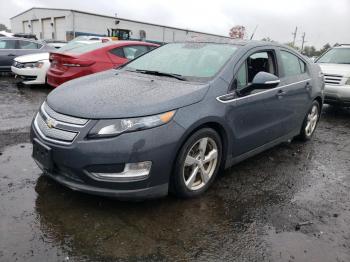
xmin=173 ymin=118 xmax=231 ymax=172
xmin=314 ymin=96 xmax=323 ymax=110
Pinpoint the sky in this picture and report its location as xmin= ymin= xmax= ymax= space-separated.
xmin=1 ymin=0 xmax=349 ymax=49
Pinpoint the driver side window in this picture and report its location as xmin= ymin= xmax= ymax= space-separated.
xmin=233 ymin=50 xmax=277 ymax=91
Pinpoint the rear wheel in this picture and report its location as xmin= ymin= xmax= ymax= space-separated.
xmin=171 ymin=128 xmax=222 ymax=198
xmin=298 ymin=100 xmax=320 ymax=141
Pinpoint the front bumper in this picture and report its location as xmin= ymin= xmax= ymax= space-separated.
xmin=31 ymin=118 xmax=185 ymax=199
xmin=324 ymin=84 xmax=350 ymax=106
xmin=11 ymin=66 xmax=47 ymax=85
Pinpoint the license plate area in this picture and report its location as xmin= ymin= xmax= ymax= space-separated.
xmin=32 ymin=138 xmax=52 ymax=171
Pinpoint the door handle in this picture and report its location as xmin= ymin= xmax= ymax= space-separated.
xmin=305 ymin=82 xmax=312 ymax=90
xmin=8 ymin=54 xmax=16 ymax=57
xmin=276 ymin=89 xmax=286 ymax=98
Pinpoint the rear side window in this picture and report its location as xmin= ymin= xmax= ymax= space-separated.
xmin=280 ymin=50 xmax=306 ymax=77
xmin=18 ymin=40 xmax=41 ymax=49
xmin=0 ymin=39 xmax=16 ymax=49
xmin=123 ymin=45 xmax=149 ymax=60
xmin=58 ymin=42 xmax=106 ymax=54
xmin=109 ymin=48 xmax=125 ymax=58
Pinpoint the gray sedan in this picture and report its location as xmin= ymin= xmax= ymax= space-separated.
xmin=0 ymin=37 xmax=54 ymax=71
xmin=30 ymin=40 xmax=324 ymax=199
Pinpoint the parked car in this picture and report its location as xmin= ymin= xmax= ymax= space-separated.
xmin=47 ymin=40 xmax=159 ymax=87
xmin=316 ymin=44 xmax=350 ymax=106
xmin=31 ymin=41 xmax=324 ymax=199
xmin=0 ymin=37 xmax=54 ymax=72
xmin=0 ymin=30 xmax=13 ymax=37
xmin=11 ymin=53 xmax=50 ymax=85
xmin=11 ymin=41 xmax=98 ymax=85
xmin=71 ymin=36 xmax=112 ymax=42
xmin=13 ymin=33 xmax=37 ymax=40
xmin=44 ymin=40 xmax=67 ymax=49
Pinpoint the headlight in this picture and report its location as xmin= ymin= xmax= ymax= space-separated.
xmin=23 ymin=61 xmax=44 ymax=68
xmin=88 ymin=110 xmax=176 ymax=138
xmin=346 ymin=78 xmax=350 ymax=85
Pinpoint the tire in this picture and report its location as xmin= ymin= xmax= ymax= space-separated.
xmin=171 ymin=128 xmax=223 ymax=198
xmin=298 ymin=100 xmax=321 ymax=141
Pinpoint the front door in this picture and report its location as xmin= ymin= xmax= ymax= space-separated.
xmin=224 ymin=48 xmax=287 ymax=157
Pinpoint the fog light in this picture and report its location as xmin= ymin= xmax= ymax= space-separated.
xmin=89 ymin=161 xmax=152 ymax=182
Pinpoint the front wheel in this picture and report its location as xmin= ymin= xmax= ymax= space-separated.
xmin=171 ymin=128 xmax=222 ymax=198
xmin=298 ymin=100 xmax=320 ymax=141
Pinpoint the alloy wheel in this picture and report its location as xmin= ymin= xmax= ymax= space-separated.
xmin=305 ymin=104 xmax=319 ymax=136
xmin=183 ymin=137 xmax=218 ymax=191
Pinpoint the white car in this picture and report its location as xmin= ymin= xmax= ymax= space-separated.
xmin=11 ymin=52 xmax=50 ymax=85
xmin=317 ymin=44 xmax=350 ymax=106
xmin=11 ymin=40 xmax=99 ymax=85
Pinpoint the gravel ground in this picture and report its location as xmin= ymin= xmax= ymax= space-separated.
xmin=0 ymin=75 xmax=349 ymax=262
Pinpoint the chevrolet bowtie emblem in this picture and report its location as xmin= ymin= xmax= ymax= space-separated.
xmin=46 ymin=118 xmax=57 ymax=128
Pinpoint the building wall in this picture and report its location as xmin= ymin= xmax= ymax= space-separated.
xmin=72 ymin=12 xmax=228 ymax=43
xmin=10 ymin=8 xmax=229 ymax=43
xmin=11 ymin=9 xmax=72 ymax=40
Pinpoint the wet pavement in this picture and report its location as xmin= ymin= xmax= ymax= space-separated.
xmin=0 ymin=75 xmax=350 ymax=262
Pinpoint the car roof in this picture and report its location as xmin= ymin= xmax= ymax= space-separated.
xmin=334 ymin=45 xmax=350 ymax=49
xmin=0 ymin=36 xmax=45 ymax=44
xmin=172 ymin=39 xmax=285 ymax=48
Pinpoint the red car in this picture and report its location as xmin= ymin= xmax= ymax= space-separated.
xmin=47 ymin=41 xmax=159 ymax=87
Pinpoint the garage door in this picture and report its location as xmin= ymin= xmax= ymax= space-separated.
xmin=23 ymin=21 xmax=29 ymax=33
xmin=54 ymin=17 xmax=66 ymax=41
xmin=31 ymin=20 xmax=40 ymax=39
xmin=42 ymin=18 xmax=52 ymax=40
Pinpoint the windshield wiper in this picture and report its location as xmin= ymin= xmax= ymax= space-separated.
xmin=135 ymin=69 xmax=187 ymax=81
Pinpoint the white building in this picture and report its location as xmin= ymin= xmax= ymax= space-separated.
xmin=10 ymin=7 xmax=230 ymax=43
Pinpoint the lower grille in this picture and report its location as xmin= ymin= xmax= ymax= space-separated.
xmin=35 ymin=113 xmax=78 ymax=143
xmin=324 ymin=74 xmax=343 ymax=85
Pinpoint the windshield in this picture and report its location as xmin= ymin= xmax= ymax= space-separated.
xmin=124 ymin=43 xmax=238 ymax=80
xmin=317 ymin=48 xmax=350 ymax=64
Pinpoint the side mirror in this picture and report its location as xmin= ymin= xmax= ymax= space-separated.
xmin=236 ymin=71 xmax=280 ymax=96
xmin=252 ymin=71 xmax=280 ymax=89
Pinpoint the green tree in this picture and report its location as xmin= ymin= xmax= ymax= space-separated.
xmin=319 ymin=43 xmax=331 ymax=56
xmin=303 ymin=45 xmax=318 ymax=57
xmin=261 ymin=37 xmax=273 ymax=42
xmin=0 ymin=23 xmax=10 ymax=32
xmin=285 ymin=42 xmax=300 ymax=51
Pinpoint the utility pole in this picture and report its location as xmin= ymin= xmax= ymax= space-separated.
xmin=301 ymin=32 xmax=306 ymax=53
xmin=292 ymin=26 xmax=298 ymax=46
xmin=250 ymin=25 xmax=258 ymax=40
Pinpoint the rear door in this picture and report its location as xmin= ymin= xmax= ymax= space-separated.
xmin=0 ymin=39 xmax=17 ymax=70
xmin=277 ymin=49 xmax=312 ymax=133
xmin=223 ymin=47 xmax=287 ymax=156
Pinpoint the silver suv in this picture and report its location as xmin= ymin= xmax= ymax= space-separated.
xmin=317 ymin=44 xmax=350 ymax=106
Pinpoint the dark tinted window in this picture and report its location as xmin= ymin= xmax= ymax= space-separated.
xmin=235 ymin=62 xmax=248 ymax=90
xmin=0 ymin=39 xmax=16 ymax=49
xmin=123 ymin=45 xmax=149 ymax=60
xmin=281 ymin=50 xmax=305 ymax=77
xmin=18 ymin=40 xmax=42 ymax=49
xmin=109 ymin=48 xmax=125 ymax=58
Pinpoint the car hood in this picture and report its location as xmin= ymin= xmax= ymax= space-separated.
xmin=47 ymin=70 xmax=209 ymax=119
xmin=318 ymin=63 xmax=350 ymax=77
xmin=14 ymin=52 xmax=49 ymax=63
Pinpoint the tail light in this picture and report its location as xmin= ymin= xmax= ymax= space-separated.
xmin=62 ymin=59 xmax=95 ymax=67
xmin=49 ymin=53 xmax=95 ymax=68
